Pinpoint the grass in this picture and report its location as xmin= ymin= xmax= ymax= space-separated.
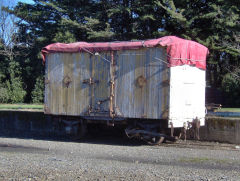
xmin=0 ymin=104 xmax=239 ymax=112
xmin=218 ymin=108 xmax=240 ymax=112
xmin=0 ymin=104 xmax=43 ymax=110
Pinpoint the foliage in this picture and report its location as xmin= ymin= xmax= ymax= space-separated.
xmin=156 ymin=0 xmax=240 ymax=92
xmin=6 ymin=76 xmax=26 ymax=103
xmin=221 ymin=71 xmax=240 ymax=106
xmin=0 ymin=0 xmax=239 ymax=106
xmin=53 ymin=31 xmax=76 ymax=43
xmin=31 ymin=76 xmax=44 ymax=104
xmin=0 ymin=86 xmax=9 ymax=103
xmin=4 ymin=61 xmax=26 ymax=103
xmin=0 ymin=41 xmax=8 ymax=81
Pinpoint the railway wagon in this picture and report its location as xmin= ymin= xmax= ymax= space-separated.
xmin=41 ymin=36 xmax=209 ymax=144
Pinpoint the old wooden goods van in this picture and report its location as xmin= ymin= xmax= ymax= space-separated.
xmin=41 ymin=36 xmax=208 ymax=144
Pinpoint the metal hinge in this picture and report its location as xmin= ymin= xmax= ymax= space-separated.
xmin=82 ymin=77 xmax=99 ymax=85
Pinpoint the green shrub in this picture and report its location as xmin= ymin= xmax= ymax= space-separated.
xmin=0 ymin=86 xmax=9 ymax=103
xmin=6 ymin=77 xmax=26 ymax=103
xmin=222 ymin=73 xmax=240 ymax=106
xmin=31 ymin=76 xmax=44 ymax=103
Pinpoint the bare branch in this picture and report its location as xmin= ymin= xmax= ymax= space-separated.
xmin=0 ymin=0 xmax=25 ymax=60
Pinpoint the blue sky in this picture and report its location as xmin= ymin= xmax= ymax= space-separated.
xmin=17 ymin=0 xmax=34 ymax=4
xmin=1 ymin=0 xmax=34 ymax=6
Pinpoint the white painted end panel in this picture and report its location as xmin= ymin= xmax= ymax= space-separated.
xmin=169 ymin=65 xmax=205 ymax=128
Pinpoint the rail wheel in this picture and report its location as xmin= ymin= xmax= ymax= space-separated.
xmin=145 ymin=136 xmax=165 ymax=145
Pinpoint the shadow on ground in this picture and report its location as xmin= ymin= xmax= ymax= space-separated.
xmin=0 ymin=125 xmax=145 ymax=147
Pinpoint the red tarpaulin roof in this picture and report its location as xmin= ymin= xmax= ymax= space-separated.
xmin=41 ymin=36 xmax=209 ymax=70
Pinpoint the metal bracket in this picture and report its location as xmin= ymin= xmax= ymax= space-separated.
xmin=97 ymin=98 xmax=110 ymax=105
xmin=83 ymin=77 xmax=99 ymax=85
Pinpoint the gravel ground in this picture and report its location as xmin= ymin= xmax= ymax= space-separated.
xmin=0 ymin=135 xmax=240 ymax=181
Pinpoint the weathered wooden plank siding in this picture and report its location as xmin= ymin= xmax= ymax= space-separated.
xmin=91 ymin=53 xmax=110 ymax=114
xmin=44 ymin=55 xmax=50 ymax=113
xmin=45 ymin=46 xmax=169 ymax=120
xmin=46 ymin=53 xmax=64 ymax=115
xmin=45 ymin=52 xmax=111 ymax=116
xmin=114 ymin=47 xmax=169 ymax=119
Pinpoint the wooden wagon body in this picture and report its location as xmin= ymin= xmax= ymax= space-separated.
xmin=42 ymin=36 xmax=208 ymax=131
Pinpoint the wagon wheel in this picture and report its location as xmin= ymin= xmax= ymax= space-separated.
xmin=147 ymin=136 xmax=165 ymax=145
xmin=145 ymin=136 xmax=165 ymax=145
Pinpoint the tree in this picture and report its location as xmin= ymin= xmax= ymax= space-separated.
xmin=154 ymin=0 xmax=240 ymax=105
xmin=0 ymin=43 xmax=9 ymax=103
xmin=31 ymin=76 xmax=44 ymax=103
xmin=0 ymin=0 xmax=27 ymax=103
xmin=3 ymin=0 xmax=240 ymax=106
xmin=222 ymin=70 xmax=240 ymax=106
xmin=0 ymin=0 xmax=19 ymax=61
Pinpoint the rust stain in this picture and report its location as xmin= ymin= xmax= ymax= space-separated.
xmin=109 ymin=51 xmax=115 ymax=118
